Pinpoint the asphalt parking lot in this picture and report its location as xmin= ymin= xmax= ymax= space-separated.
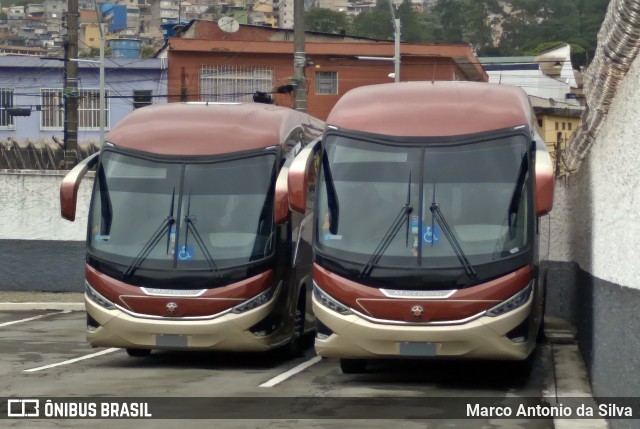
xmin=0 ymin=308 xmax=576 ymax=429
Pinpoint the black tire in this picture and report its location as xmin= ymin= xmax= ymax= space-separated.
xmin=126 ymin=348 xmax=152 ymax=357
xmin=282 ymin=297 xmax=305 ymax=358
xmin=340 ymin=358 xmax=367 ymax=374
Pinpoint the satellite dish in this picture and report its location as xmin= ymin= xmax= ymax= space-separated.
xmin=218 ymin=17 xmax=240 ymax=33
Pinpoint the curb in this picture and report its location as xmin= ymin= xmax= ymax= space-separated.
xmin=544 ymin=317 xmax=609 ymax=429
xmin=0 ymin=302 xmax=85 ymax=311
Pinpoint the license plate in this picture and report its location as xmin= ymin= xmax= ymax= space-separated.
xmin=399 ymin=342 xmax=437 ymax=356
xmin=156 ymin=334 xmax=188 ymax=348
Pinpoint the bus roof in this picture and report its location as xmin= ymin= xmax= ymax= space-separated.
xmin=106 ymin=103 xmax=324 ymax=156
xmin=326 ymin=81 xmax=534 ymax=138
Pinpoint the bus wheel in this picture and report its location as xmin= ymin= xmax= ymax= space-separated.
xmin=126 ymin=348 xmax=151 ymax=357
xmin=283 ymin=298 xmax=305 ymax=357
xmin=340 ymin=359 xmax=367 ymax=374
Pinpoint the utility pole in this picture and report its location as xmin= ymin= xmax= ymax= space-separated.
xmin=180 ymin=67 xmax=188 ymax=101
xmin=63 ymin=0 xmax=79 ymax=168
xmin=387 ymin=0 xmax=400 ymax=82
xmin=293 ymin=0 xmax=306 ymax=112
xmin=94 ymin=0 xmax=105 ymax=146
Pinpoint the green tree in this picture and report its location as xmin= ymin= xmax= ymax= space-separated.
xmin=499 ymin=0 xmax=543 ymax=53
xmin=140 ymin=44 xmax=157 ymax=58
xmin=352 ymin=7 xmax=394 ymax=40
xmin=79 ymin=47 xmax=112 ymax=58
xmin=397 ymin=0 xmax=430 ymax=42
xmin=305 ymin=8 xmax=351 ymax=34
xmin=460 ymin=0 xmax=501 ymax=54
xmin=499 ymin=0 xmax=609 ymax=57
xmin=524 ymin=42 xmax=588 ymax=68
xmin=351 ymin=0 xmax=428 ymax=42
xmin=429 ymin=0 xmax=465 ymax=43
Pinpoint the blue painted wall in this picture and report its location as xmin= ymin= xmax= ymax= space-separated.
xmin=0 ymin=56 xmax=167 ymax=145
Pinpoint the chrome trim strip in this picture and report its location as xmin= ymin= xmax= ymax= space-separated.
xmin=292 ymin=215 xmax=311 ymax=268
xmin=115 ymin=281 xmax=282 ymax=321
xmin=349 ymin=307 xmax=487 ymax=326
xmin=379 ymin=289 xmax=457 ymax=299
xmin=114 ymin=304 xmax=233 ymax=321
xmin=140 ymin=288 xmax=207 ymax=297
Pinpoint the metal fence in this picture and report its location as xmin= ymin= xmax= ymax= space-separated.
xmin=0 ymin=139 xmax=99 ymax=170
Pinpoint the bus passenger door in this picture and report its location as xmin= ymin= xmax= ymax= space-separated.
xmin=288 ymin=139 xmax=322 ymax=332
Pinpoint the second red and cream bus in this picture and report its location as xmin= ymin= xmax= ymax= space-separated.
xmin=288 ymin=81 xmax=555 ymax=373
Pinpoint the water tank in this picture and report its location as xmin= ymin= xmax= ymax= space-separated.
xmin=110 ymin=39 xmax=142 ymax=58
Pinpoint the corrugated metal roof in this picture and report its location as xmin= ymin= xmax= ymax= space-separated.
xmin=478 ymin=56 xmax=537 ymax=63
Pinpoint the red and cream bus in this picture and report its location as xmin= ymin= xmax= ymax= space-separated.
xmin=289 ymin=82 xmax=554 ymax=373
xmin=60 ymin=102 xmax=323 ymax=357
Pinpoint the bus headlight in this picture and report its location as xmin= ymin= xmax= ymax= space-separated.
xmin=85 ymin=281 xmax=116 ymax=310
xmin=313 ymin=282 xmax=352 ymax=315
xmin=231 ymin=281 xmax=281 ymax=314
xmin=486 ymin=281 xmax=533 ymax=317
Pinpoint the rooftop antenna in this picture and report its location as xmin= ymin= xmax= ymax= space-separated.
xmin=218 ymin=16 xmax=240 ymax=33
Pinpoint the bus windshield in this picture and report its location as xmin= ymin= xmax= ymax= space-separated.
xmin=316 ymin=133 xmax=532 ymax=274
xmin=88 ymin=150 xmax=277 ymax=275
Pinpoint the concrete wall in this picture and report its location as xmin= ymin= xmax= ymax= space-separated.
xmin=542 ymin=53 xmax=640 ymax=429
xmin=0 ymin=170 xmax=93 ymax=292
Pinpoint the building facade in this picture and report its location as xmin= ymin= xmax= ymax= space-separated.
xmin=530 ymin=96 xmax=583 ymax=176
xmin=0 ymin=56 xmax=168 ymax=145
xmin=167 ymin=21 xmax=487 ymax=121
xmin=479 ymin=45 xmax=584 ymax=175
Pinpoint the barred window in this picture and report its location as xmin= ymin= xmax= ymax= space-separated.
xmin=78 ymin=89 xmax=110 ymax=130
xmin=0 ymin=88 xmax=14 ymax=128
xmin=315 ymin=71 xmax=338 ymax=95
xmin=41 ymin=89 xmax=64 ymax=129
xmin=200 ymin=65 xmax=274 ymax=103
xmin=41 ymin=89 xmax=109 ymax=130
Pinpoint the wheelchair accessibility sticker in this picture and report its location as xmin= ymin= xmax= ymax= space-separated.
xmin=423 ymin=225 xmax=441 ymax=244
xmin=177 ymin=245 xmax=194 ymax=261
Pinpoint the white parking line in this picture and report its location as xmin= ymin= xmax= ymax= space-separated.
xmin=0 ymin=310 xmax=70 ymax=328
xmin=259 ymin=356 xmax=322 ymax=388
xmin=24 ymin=348 xmax=121 ymax=373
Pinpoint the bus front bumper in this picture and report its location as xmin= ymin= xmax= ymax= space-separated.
xmin=85 ymin=295 xmax=280 ymax=352
xmin=313 ymin=294 xmax=534 ymax=361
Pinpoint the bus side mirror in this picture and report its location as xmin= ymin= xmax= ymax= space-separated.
xmin=288 ymin=140 xmax=321 ymax=213
xmin=60 ymin=152 xmax=99 ymax=221
xmin=534 ymin=144 xmax=554 ymax=216
xmin=274 ymin=165 xmax=289 ymax=225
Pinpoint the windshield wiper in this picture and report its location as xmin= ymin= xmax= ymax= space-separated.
xmin=359 ymin=174 xmax=413 ymax=279
xmin=322 ymin=151 xmax=340 ymax=234
xmin=507 ymin=153 xmax=529 ymax=239
xmin=429 ymin=200 xmax=477 ymax=281
xmin=122 ymin=189 xmax=176 ymax=280
xmin=97 ymin=165 xmax=113 ymax=236
xmin=183 ymin=189 xmax=219 ymax=274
